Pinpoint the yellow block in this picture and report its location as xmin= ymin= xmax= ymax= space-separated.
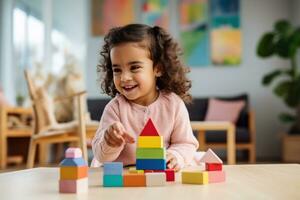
xmin=128 ymin=167 xmax=144 ymax=174
xmin=60 ymin=166 xmax=88 ymax=180
xmin=138 ymin=136 xmax=163 ymax=148
xmin=181 ymin=171 xmax=208 ymax=184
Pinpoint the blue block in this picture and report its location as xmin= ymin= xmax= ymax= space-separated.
xmin=103 ymin=175 xmax=123 ymax=187
xmin=103 ymin=162 xmax=123 ymax=175
xmin=136 ymin=159 xmax=166 ymax=170
xmin=59 ymin=158 xmax=87 ymax=167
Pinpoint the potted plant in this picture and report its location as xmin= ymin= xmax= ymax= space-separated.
xmin=256 ymin=19 xmax=300 ymax=134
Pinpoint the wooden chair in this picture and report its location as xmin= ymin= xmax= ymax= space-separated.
xmin=24 ymin=70 xmax=88 ymax=168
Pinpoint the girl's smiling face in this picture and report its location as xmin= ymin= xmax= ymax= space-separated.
xmin=110 ymin=42 xmax=161 ymax=106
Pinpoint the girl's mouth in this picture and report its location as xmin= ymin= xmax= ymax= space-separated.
xmin=122 ymin=85 xmax=138 ymax=92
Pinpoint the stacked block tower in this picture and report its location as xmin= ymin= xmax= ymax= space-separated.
xmin=59 ymin=148 xmax=88 ymax=193
xmin=199 ymin=148 xmax=226 ymax=183
xmin=103 ymin=162 xmax=123 ymax=187
xmin=136 ymin=118 xmax=166 ymax=170
xmin=182 ymin=148 xmax=225 ymax=184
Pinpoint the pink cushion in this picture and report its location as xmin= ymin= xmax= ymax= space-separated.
xmin=205 ymin=98 xmax=245 ymax=124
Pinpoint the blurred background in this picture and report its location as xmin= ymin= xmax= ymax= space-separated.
xmin=1 ymin=0 xmax=300 ymax=171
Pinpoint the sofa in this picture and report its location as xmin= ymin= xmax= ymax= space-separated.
xmin=87 ymin=93 xmax=256 ymax=163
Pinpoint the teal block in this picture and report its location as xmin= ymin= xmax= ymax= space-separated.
xmin=103 ymin=175 xmax=123 ymax=187
xmin=59 ymin=158 xmax=87 ymax=167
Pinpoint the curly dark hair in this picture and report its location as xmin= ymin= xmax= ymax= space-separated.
xmin=97 ymin=23 xmax=192 ymax=103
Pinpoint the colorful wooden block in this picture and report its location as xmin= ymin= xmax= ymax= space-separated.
xmin=128 ymin=167 xmax=144 ymax=174
xmin=136 ymin=159 xmax=166 ymax=170
xmin=145 ymin=172 xmax=166 ymax=186
xmin=103 ymin=175 xmax=123 ymax=187
xmin=136 ymin=148 xmax=166 ymax=159
xmin=65 ymin=147 xmax=82 ymax=158
xmin=59 ymin=178 xmax=88 ymax=193
xmin=199 ymin=148 xmax=223 ymax=164
xmin=103 ymin=162 xmax=123 ymax=175
xmin=181 ymin=171 xmax=208 ymax=185
xmin=138 ymin=136 xmax=163 ymax=148
xmin=60 ymin=158 xmax=87 ymax=167
xmin=60 ymin=166 xmax=88 ymax=180
xmin=208 ymin=171 xmax=226 ymax=183
xmin=140 ymin=118 xmax=159 ymax=136
xmin=206 ymin=163 xmax=222 ymax=171
xmin=123 ymin=174 xmax=146 ymax=187
xmin=165 ymin=169 xmax=175 ymax=182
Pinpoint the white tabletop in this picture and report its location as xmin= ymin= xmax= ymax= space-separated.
xmin=0 ymin=164 xmax=300 ymax=200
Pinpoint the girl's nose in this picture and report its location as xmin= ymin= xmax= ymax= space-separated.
xmin=120 ymin=71 xmax=132 ymax=82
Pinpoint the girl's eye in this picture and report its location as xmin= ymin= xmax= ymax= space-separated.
xmin=112 ymin=68 xmax=121 ymax=73
xmin=131 ymin=65 xmax=141 ymax=71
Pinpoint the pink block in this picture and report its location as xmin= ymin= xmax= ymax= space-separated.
xmin=208 ymin=171 xmax=226 ymax=183
xmin=59 ymin=178 xmax=88 ymax=193
xmin=65 ymin=147 xmax=82 ymax=158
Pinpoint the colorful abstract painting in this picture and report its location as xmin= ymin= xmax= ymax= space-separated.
xmin=141 ymin=0 xmax=169 ymax=30
xmin=91 ymin=0 xmax=135 ymax=35
xmin=210 ymin=0 xmax=241 ymax=65
xmin=179 ymin=0 xmax=210 ymax=67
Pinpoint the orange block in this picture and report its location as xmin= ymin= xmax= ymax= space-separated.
xmin=123 ymin=174 xmax=146 ymax=187
xmin=60 ymin=166 xmax=88 ymax=180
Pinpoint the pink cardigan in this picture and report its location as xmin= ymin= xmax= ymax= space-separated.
xmin=91 ymin=91 xmax=199 ymax=168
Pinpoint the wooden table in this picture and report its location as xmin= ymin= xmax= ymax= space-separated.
xmin=191 ymin=121 xmax=236 ymax=164
xmin=0 ymin=106 xmax=33 ymax=169
xmin=0 ymin=164 xmax=299 ymax=199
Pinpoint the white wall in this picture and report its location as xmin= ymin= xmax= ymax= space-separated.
xmin=85 ymin=0 xmax=296 ymax=159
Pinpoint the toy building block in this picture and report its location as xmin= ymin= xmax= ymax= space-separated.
xmin=103 ymin=162 xmax=123 ymax=175
xmin=59 ymin=177 xmax=88 ymax=193
xmin=199 ymin=149 xmax=223 ymax=164
xmin=60 ymin=166 xmax=88 ymax=180
xmin=165 ymin=169 xmax=175 ymax=182
xmin=145 ymin=172 xmax=166 ymax=186
xmin=208 ymin=171 xmax=226 ymax=183
xmin=103 ymin=175 xmax=123 ymax=187
xmin=206 ymin=163 xmax=222 ymax=171
xmin=136 ymin=159 xmax=166 ymax=170
xmin=181 ymin=171 xmax=208 ymax=185
xmin=136 ymin=148 xmax=166 ymax=159
xmin=60 ymin=158 xmax=87 ymax=167
xmin=123 ymin=174 xmax=146 ymax=187
xmin=128 ymin=167 xmax=144 ymax=174
xmin=65 ymin=147 xmax=82 ymax=158
xmin=140 ymin=118 xmax=159 ymax=136
xmin=138 ymin=136 xmax=163 ymax=148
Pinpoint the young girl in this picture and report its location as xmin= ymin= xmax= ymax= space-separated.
xmin=92 ymin=24 xmax=199 ymax=171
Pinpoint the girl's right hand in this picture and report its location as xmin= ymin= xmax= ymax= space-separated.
xmin=104 ymin=122 xmax=135 ymax=147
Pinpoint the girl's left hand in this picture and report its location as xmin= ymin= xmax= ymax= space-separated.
xmin=166 ymin=152 xmax=180 ymax=172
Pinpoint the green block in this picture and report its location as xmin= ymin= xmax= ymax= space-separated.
xmin=103 ymin=175 xmax=123 ymax=187
xmin=136 ymin=148 xmax=166 ymax=159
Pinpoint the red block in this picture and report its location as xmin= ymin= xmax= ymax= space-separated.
xmin=165 ymin=169 xmax=175 ymax=182
xmin=140 ymin=118 xmax=159 ymax=136
xmin=206 ymin=163 xmax=222 ymax=171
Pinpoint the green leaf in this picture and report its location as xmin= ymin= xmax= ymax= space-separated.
xmin=262 ymin=70 xmax=283 ymax=86
xmin=274 ymin=20 xmax=292 ymax=36
xmin=279 ymin=112 xmax=296 ymax=123
xmin=257 ymin=32 xmax=275 ymax=57
xmin=283 ymin=77 xmax=300 ymax=107
xmin=275 ymin=37 xmax=291 ymax=58
xmin=273 ymin=80 xmax=291 ymax=97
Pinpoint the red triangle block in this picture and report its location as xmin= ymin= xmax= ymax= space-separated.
xmin=140 ymin=118 xmax=159 ymax=136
